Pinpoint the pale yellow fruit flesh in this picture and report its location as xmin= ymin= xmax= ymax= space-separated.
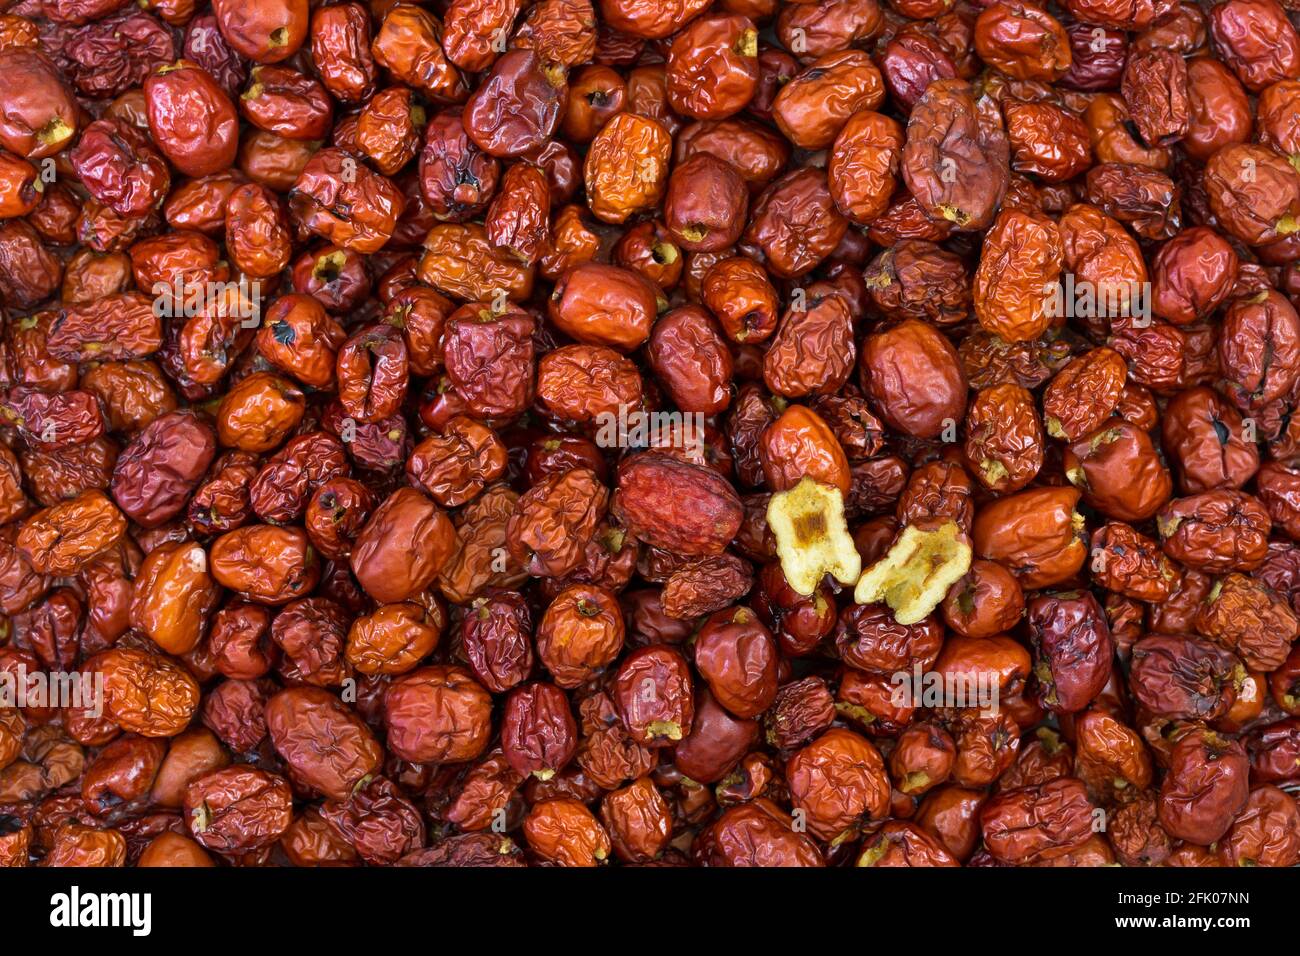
xmin=766 ymin=477 xmax=862 ymax=597
xmin=854 ymin=520 xmax=972 ymax=625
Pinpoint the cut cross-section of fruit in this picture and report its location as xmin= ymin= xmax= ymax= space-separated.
xmin=766 ymin=476 xmax=861 ymax=596
xmin=855 ymin=519 xmax=973 ymax=625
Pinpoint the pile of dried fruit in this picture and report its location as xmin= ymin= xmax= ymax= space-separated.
xmin=1 ymin=0 xmax=1300 ymax=868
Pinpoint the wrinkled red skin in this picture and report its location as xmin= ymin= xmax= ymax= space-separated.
xmin=612 ymin=452 xmax=743 ymax=556
xmin=144 ymin=61 xmax=240 ymax=177
xmin=502 ymin=682 xmax=578 ymax=779
xmin=613 ymin=645 xmax=695 ymax=747
xmin=464 ymin=49 xmax=566 ymax=159
xmin=693 ymin=607 xmax=779 ymax=719
xmin=1027 ymin=591 xmax=1114 ymax=714
xmin=1158 ymin=731 xmax=1251 ymax=845
xmin=70 ymin=118 xmax=170 ymax=218
xmin=110 ymin=410 xmax=216 ymax=528
xmin=694 ymin=799 xmax=824 ymax=866
xmin=1128 ymin=634 xmax=1242 ymax=722
xmin=979 ymin=778 xmax=1094 ymax=865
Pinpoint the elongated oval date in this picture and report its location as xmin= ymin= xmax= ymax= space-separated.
xmin=612 ymin=451 xmax=743 ymax=556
